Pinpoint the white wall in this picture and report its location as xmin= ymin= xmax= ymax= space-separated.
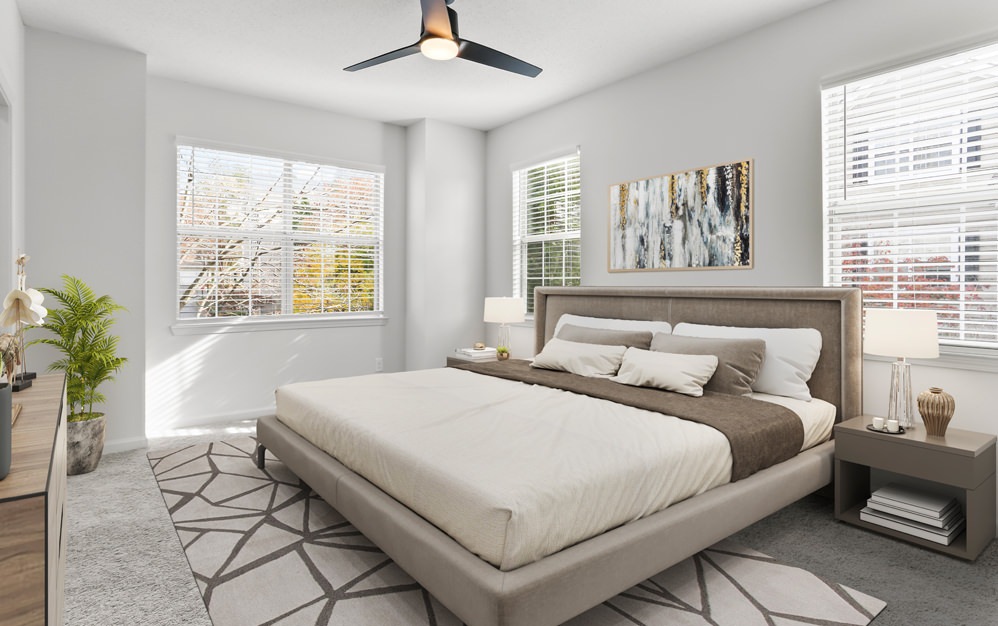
xmin=25 ymin=29 xmax=147 ymax=450
xmin=485 ymin=0 xmax=998 ymax=512
xmin=0 ymin=96 xmax=10 ymax=294
xmin=13 ymin=0 xmax=996 ymax=477
xmin=405 ymin=119 xmax=485 ymax=370
xmin=0 ymin=2 xmax=24 ymax=296
xmin=487 ymin=0 xmax=998 ymax=293
xmin=145 ymin=78 xmax=407 ymax=435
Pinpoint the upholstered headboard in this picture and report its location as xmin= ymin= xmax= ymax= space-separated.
xmin=533 ymin=286 xmax=863 ymax=420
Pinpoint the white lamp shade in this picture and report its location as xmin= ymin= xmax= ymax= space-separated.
xmin=484 ymin=297 xmax=525 ymax=324
xmin=864 ymin=308 xmax=939 ymax=358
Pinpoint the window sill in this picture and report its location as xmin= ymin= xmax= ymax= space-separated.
xmin=864 ymin=346 xmax=998 ymax=373
xmin=170 ymin=314 xmax=389 ymax=336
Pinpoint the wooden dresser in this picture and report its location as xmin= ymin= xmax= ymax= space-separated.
xmin=0 ymin=374 xmax=67 ymax=625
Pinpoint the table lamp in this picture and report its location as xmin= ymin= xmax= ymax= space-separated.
xmin=483 ymin=297 xmax=525 ymax=357
xmin=863 ymin=308 xmax=939 ymax=429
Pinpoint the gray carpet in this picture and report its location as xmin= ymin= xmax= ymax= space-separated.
xmin=65 ymin=420 xmax=997 ymax=626
xmin=65 ymin=423 xmax=258 ymax=626
xmin=147 ymin=437 xmax=885 ymax=626
xmin=732 ymin=495 xmax=998 ymax=626
xmin=65 ymin=445 xmax=214 ymax=626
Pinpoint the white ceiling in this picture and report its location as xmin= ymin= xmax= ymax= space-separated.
xmin=15 ymin=0 xmax=830 ymax=130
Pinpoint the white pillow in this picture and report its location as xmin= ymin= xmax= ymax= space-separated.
xmin=673 ymin=323 xmax=822 ymax=401
xmin=530 ymin=337 xmax=626 ymax=378
xmin=553 ymin=313 xmax=672 ymax=337
xmin=610 ymin=348 xmax=718 ymax=397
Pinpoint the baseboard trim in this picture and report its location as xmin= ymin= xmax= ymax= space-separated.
xmin=146 ymin=406 xmax=275 ymax=437
xmin=104 ymin=436 xmax=149 ymax=454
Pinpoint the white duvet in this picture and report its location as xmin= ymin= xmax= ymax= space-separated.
xmin=275 ymin=367 xmax=834 ymax=571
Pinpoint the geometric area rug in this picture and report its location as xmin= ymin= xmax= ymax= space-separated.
xmin=148 ymin=438 xmax=886 ymax=626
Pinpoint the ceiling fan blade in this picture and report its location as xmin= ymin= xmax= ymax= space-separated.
xmin=457 ymin=39 xmax=542 ymax=78
xmin=420 ymin=0 xmax=454 ymax=39
xmin=344 ymin=43 xmax=422 ymax=72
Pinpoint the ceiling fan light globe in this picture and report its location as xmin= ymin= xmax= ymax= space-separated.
xmin=420 ymin=37 xmax=459 ymax=61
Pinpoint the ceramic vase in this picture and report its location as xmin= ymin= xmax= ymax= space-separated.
xmin=0 ymin=383 xmax=11 ymax=480
xmin=917 ymin=387 xmax=955 ymax=437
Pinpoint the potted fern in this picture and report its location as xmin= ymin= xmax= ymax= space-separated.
xmin=31 ymin=275 xmax=127 ymax=474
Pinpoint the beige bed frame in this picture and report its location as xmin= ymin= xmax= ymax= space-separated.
xmin=256 ymin=286 xmax=863 ymax=626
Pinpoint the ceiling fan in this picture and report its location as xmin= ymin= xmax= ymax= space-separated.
xmin=344 ymin=0 xmax=542 ymax=78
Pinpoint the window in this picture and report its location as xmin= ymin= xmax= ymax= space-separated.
xmin=822 ymin=42 xmax=998 ymax=352
xmin=177 ymin=143 xmax=383 ymax=321
xmin=512 ymin=151 xmax=581 ymax=313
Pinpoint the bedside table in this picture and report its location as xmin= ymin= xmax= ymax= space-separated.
xmin=446 ymin=356 xmax=496 ymax=367
xmin=834 ymin=416 xmax=996 ymax=560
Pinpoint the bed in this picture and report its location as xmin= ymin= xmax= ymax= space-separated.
xmin=256 ymin=286 xmax=863 ymax=625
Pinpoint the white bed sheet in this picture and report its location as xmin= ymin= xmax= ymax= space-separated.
xmin=749 ymin=391 xmax=836 ymax=451
xmin=275 ymin=368 xmax=834 ymax=571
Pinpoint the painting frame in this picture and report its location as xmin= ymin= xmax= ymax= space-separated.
xmin=608 ymin=159 xmax=753 ymax=272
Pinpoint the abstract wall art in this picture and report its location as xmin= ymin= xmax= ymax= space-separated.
xmin=609 ymin=160 xmax=752 ymax=271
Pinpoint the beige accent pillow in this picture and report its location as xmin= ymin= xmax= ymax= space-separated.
xmin=610 ymin=348 xmax=718 ymax=397
xmin=530 ymin=337 xmax=626 ymax=377
xmin=650 ymin=333 xmax=765 ymax=396
xmin=673 ymin=323 xmax=822 ymax=401
xmin=557 ymin=324 xmax=653 ymax=349
xmin=673 ymin=322 xmax=821 ymax=401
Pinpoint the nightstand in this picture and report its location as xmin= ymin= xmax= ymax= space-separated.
xmin=834 ymin=415 xmax=996 ymax=560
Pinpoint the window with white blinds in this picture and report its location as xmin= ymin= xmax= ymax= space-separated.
xmin=512 ymin=151 xmax=581 ymax=313
xmin=822 ymin=42 xmax=998 ymax=351
xmin=176 ymin=144 xmax=383 ymax=320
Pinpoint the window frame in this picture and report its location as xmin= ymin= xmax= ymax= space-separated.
xmin=512 ymin=149 xmax=582 ymax=315
xmin=172 ymin=138 xmax=387 ymax=335
xmin=821 ymin=42 xmax=998 ymax=361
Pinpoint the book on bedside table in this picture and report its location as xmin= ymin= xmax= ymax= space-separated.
xmin=862 ymin=482 xmax=965 ymax=545
xmin=860 ymin=506 xmax=965 ymax=545
xmin=452 ymin=347 xmax=498 ymax=361
xmin=869 ymin=483 xmax=958 ymax=518
xmin=866 ymin=497 xmax=960 ymax=528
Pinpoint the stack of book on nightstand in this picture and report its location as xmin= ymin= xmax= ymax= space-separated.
xmin=860 ymin=483 xmax=965 ymax=545
xmin=452 ymin=347 xmax=498 ymax=362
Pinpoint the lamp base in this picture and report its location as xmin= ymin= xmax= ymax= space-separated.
xmin=497 ymin=324 xmax=511 ymax=356
xmin=887 ymin=358 xmax=914 ymax=429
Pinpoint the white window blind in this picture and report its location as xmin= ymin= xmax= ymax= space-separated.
xmin=512 ymin=151 xmax=581 ymax=313
xmin=822 ymin=42 xmax=998 ymax=351
xmin=177 ymin=144 xmax=383 ymax=320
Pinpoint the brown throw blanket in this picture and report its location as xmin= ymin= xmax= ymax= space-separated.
xmin=449 ymin=359 xmax=805 ymax=481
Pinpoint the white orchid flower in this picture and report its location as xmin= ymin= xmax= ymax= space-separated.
xmin=1 ymin=288 xmax=47 ymax=327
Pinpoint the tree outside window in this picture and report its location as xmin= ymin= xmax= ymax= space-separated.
xmin=177 ymin=145 xmax=383 ymax=320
